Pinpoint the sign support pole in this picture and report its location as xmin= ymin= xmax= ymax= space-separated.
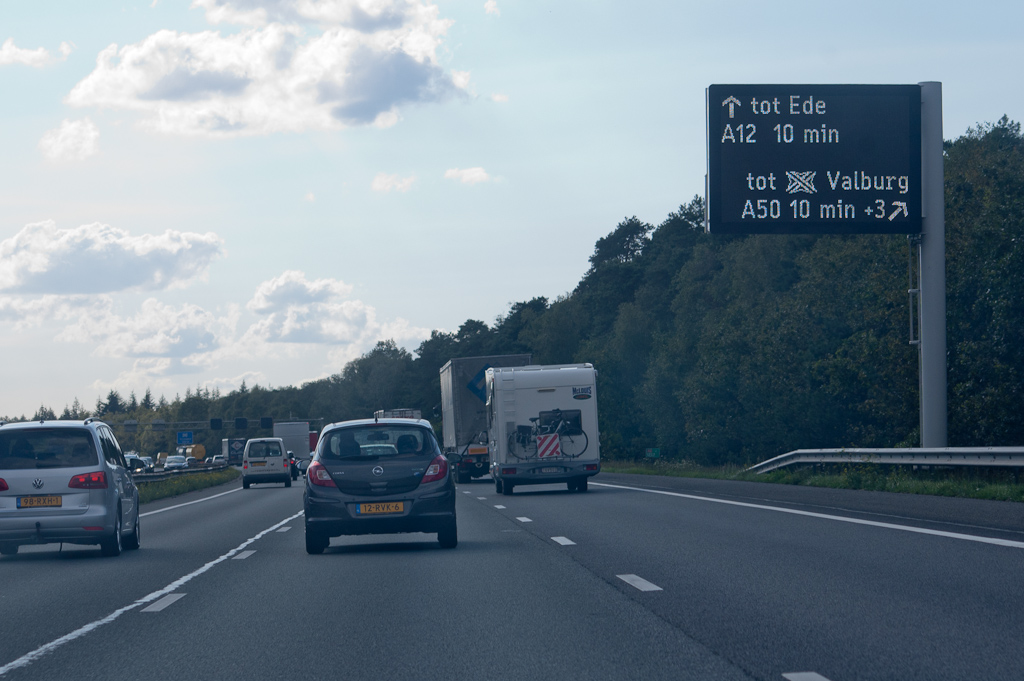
xmin=918 ymin=82 xmax=947 ymax=446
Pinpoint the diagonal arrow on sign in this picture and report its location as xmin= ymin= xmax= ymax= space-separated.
xmin=888 ymin=201 xmax=909 ymax=221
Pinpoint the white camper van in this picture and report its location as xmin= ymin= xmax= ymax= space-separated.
xmin=487 ymin=364 xmax=600 ymax=495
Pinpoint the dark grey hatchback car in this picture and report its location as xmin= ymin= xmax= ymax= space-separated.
xmin=304 ymin=418 xmax=457 ymax=554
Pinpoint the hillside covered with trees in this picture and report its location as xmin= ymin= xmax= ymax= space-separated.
xmin=11 ymin=118 xmax=1024 ymax=466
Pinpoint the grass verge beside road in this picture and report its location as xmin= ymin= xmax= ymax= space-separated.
xmin=601 ymin=459 xmax=1024 ymax=503
xmin=138 ymin=467 xmax=241 ymax=504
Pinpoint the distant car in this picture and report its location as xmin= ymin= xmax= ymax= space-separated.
xmin=0 ymin=418 xmax=141 ymax=557
xmin=210 ymin=455 xmax=226 ymax=465
xmin=184 ymin=456 xmax=197 ymax=468
xmin=304 ymin=418 xmax=457 ymax=554
xmin=164 ymin=455 xmax=187 ymax=470
xmin=139 ymin=456 xmax=155 ymax=473
xmin=242 ymin=438 xmax=290 ymax=489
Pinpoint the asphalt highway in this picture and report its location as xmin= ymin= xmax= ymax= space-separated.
xmin=2 ymin=472 xmax=1023 ymax=681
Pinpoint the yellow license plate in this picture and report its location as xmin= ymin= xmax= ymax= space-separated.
xmin=18 ymin=495 xmax=62 ymax=509
xmin=252 ymin=461 xmax=266 ymax=466
xmin=357 ymin=501 xmax=405 ymax=515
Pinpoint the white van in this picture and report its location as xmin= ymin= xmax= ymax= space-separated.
xmin=487 ymin=364 xmax=600 ymax=495
xmin=242 ymin=438 xmax=291 ymax=488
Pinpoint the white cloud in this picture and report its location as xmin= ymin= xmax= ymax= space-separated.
xmin=0 ymin=38 xmax=52 ymax=67
xmin=304 ymin=191 xmax=315 ymax=201
xmin=484 ymin=1 xmax=500 ymax=16
xmin=243 ymin=270 xmax=429 ymax=346
xmin=444 ymin=166 xmax=490 ymax=184
xmin=0 ymin=221 xmax=224 ymax=294
xmin=58 ymin=298 xmax=235 ymax=359
xmin=65 ymin=2 xmax=465 ymax=137
xmin=451 ymin=70 xmax=471 ymax=90
xmin=371 ymin=172 xmax=415 ymax=192
xmin=491 ymin=93 xmax=508 ymax=103
xmin=59 ymin=42 xmax=74 ymax=58
xmin=38 ymin=118 xmax=100 ymax=161
xmin=248 ymin=270 xmax=353 ymax=313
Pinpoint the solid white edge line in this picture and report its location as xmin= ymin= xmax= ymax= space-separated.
xmin=783 ymin=673 xmax=833 ymax=681
xmin=140 ymin=487 xmax=242 ymax=517
xmin=0 ymin=509 xmax=304 ymax=677
xmin=591 ymin=482 xmax=1024 ymax=550
xmin=551 ymin=536 xmax=576 ymax=546
xmin=616 ymin=574 xmax=663 ymax=592
xmin=140 ymin=593 xmax=187 ymax=613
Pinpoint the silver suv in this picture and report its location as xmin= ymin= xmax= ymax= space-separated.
xmin=0 ymin=419 xmax=141 ymax=557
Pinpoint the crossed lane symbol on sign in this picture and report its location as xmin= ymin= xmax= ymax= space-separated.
xmin=786 ymin=171 xmax=816 ymax=194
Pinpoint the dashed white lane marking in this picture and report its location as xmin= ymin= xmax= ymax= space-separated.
xmin=233 ymin=550 xmax=257 ymax=560
xmin=783 ymin=673 xmax=832 ymax=681
xmin=592 ymin=482 xmax=1024 ymax=550
xmin=140 ymin=594 xmax=186 ymax=613
xmin=516 ymin=517 xmax=532 ymax=523
xmin=0 ymin=509 xmax=304 ymax=677
xmin=551 ymin=536 xmax=576 ymax=546
xmin=477 ymin=497 xmax=487 ymax=500
xmin=462 ymin=491 xmax=472 ymax=494
xmin=276 ymin=526 xmax=292 ymax=532
xmin=494 ymin=505 xmax=506 ymax=509
xmin=616 ymin=574 xmax=663 ymax=592
xmin=141 ymin=487 xmax=242 ymax=517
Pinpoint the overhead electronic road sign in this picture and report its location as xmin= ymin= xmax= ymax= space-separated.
xmin=707 ymin=84 xmax=921 ymax=234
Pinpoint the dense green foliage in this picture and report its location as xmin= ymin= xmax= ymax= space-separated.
xmin=137 ymin=468 xmax=241 ymax=504
xmin=8 ymin=118 xmax=1024 ymax=466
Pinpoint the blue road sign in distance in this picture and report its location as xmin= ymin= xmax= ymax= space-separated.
xmin=177 ymin=431 xmax=194 ymax=446
xmin=707 ymin=84 xmax=922 ymax=234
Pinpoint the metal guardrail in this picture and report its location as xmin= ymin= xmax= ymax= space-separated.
xmin=133 ymin=464 xmax=233 ymax=483
xmin=745 ymin=447 xmax=1024 ymax=475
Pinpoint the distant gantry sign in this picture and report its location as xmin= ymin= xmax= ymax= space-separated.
xmin=706 ymin=84 xmax=922 ymax=234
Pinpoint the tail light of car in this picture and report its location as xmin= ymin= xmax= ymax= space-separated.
xmin=420 ymin=455 xmax=449 ymax=484
xmin=0 ymin=478 xmax=7 ymax=492
xmin=584 ymin=464 xmax=598 ymax=471
xmin=69 ymin=471 xmax=108 ymax=489
xmin=307 ymin=461 xmax=336 ymax=488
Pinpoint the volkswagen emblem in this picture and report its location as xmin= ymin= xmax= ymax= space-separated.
xmin=372 ymin=466 xmax=384 ymax=477
xmin=32 ymin=479 xmax=44 ymax=489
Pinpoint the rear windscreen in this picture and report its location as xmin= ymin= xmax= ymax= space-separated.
xmin=320 ymin=426 xmax=440 ymax=460
xmin=0 ymin=429 xmax=99 ymax=470
xmin=248 ymin=442 xmax=282 ymax=457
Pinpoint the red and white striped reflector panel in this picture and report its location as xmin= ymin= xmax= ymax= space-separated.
xmin=536 ymin=433 xmax=562 ymax=458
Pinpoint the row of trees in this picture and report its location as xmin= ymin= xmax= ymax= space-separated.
xmin=9 ymin=118 xmax=1024 ymax=465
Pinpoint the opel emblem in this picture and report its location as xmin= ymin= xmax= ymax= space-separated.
xmin=372 ymin=466 xmax=384 ymax=477
xmin=32 ymin=479 xmax=44 ymax=489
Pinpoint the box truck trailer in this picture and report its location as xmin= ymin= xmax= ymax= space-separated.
xmin=487 ymin=363 xmax=600 ymax=495
xmin=439 ymin=354 xmax=532 ymax=483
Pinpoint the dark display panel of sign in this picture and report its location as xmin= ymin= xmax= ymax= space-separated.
xmin=707 ymin=84 xmax=921 ymax=234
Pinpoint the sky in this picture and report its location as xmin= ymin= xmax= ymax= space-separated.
xmin=1 ymin=0 xmax=1022 ymax=418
